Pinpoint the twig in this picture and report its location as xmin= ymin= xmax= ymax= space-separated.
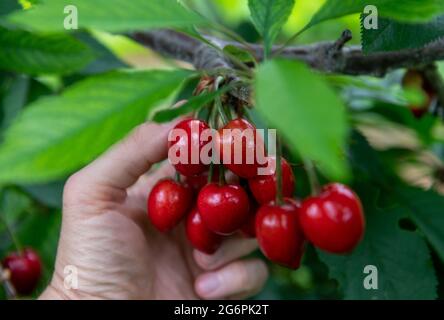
xmin=130 ymin=29 xmax=444 ymax=77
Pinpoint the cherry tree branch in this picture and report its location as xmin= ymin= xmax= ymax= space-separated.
xmin=130 ymin=29 xmax=444 ymax=77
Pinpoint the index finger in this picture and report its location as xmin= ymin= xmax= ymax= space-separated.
xmin=79 ymin=121 xmax=176 ymax=191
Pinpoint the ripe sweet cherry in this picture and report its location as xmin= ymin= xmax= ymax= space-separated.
xmin=2 ymin=248 xmax=42 ymax=295
xmin=256 ymin=199 xmax=305 ymax=269
xmin=186 ymin=207 xmax=222 ymax=254
xmin=248 ymin=156 xmax=295 ymax=204
xmin=168 ymin=118 xmax=211 ymax=176
xmin=197 ymin=183 xmax=250 ymax=235
xmin=147 ymin=179 xmax=193 ymax=232
xmin=216 ymin=118 xmax=265 ymax=179
xmin=299 ymin=183 xmax=365 ymax=254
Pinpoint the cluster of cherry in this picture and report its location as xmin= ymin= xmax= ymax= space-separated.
xmin=148 ymin=117 xmax=365 ymax=268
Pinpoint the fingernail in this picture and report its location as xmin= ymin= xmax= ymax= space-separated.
xmin=197 ymin=274 xmax=220 ymax=296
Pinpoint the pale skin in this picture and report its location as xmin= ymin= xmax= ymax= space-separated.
xmin=39 ymin=121 xmax=268 ymax=300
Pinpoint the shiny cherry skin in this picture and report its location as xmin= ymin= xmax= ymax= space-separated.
xmin=168 ymin=118 xmax=211 ymax=176
xmin=185 ymin=167 xmax=220 ymax=193
xmin=255 ymin=200 xmax=305 ymax=269
xmin=2 ymin=248 xmax=42 ymax=295
xmin=147 ymin=179 xmax=193 ymax=232
xmin=248 ymin=157 xmax=295 ymax=204
xmin=217 ymin=118 xmax=265 ymax=179
xmin=197 ymin=183 xmax=250 ymax=235
xmin=186 ymin=207 xmax=222 ymax=254
xmin=299 ymin=183 xmax=365 ymax=254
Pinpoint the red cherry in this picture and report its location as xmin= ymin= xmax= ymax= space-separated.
xmin=299 ymin=183 xmax=365 ymax=254
xmin=248 ymin=157 xmax=295 ymax=204
xmin=2 ymin=248 xmax=42 ymax=295
xmin=185 ymin=167 xmax=220 ymax=193
xmin=186 ymin=207 xmax=222 ymax=254
xmin=256 ymin=200 xmax=305 ymax=269
xmin=147 ymin=179 xmax=193 ymax=232
xmin=168 ymin=118 xmax=211 ymax=176
xmin=197 ymin=183 xmax=250 ymax=235
xmin=216 ymin=118 xmax=265 ymax=179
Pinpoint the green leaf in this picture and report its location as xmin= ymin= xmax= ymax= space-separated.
xmin=152 ymin=87 xmax=230 ymax=123
xmin=348 ymin=132 xmax=444 ymax=263
xmin=255 ymin=59 xmax=349 ymax=180
xmin=318 ymin=188 xmax=437 ymax=299
xmin=0 ymin=69 xmax=192 ymax=184
xmin=0 ymin=27 xmax=95 ymax=75
xmin=307 ymin=0 xmax=444 ymax=30
xmin=1 ymin=75 xmax=29 ymax=130
xmin=75 ymin=32 xmax=127 ymax=74
xmin=248 ymin=0 xmax=295 ymax=57
xmin=0 ymin=0 xmax=20 ymax=17
xmin=9 ymin=0 xmax=206 ymax=32
xmin=395 ymin=186 xmax=444 ymax=262
xmin=223 ymin=45 xmax=256 ymax=64
xmin=361 ymin=15 xmax=444 ymax=53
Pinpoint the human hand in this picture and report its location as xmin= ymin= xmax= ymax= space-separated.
xmin=39 ymin=121 xmax=268 ymax=300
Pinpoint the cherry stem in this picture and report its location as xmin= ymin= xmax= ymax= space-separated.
xmin=175 ymin=171 xmax=181 ymax=183
xmin=208 ymin=162 xmax=214 ymax=184
xmin=275 ymin=135 xmax=284 ymax=205
xmin=0 ymin=212 xmax=23 ymax=254
xmin=216 ymin=96 xmax=229 ymax=125
xmin=304 ymin=159 xmax=321 ymax=196
xmin=218 ymin=165 xmax=226 ymax=186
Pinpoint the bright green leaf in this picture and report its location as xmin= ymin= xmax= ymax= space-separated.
xmin=223 ymin=45 xmax=256 ymax=64
xmin=318 ymin=188 xmax=437 ymax=299
xmin=361 ymin=15 xmax=444 ymax=53
xmin=9 ymin=0 xmax=206 ymax=32
xmin=248 ymin=0 xmax=295 ymax=57
xmin=0 ymin=27 xmax=95 ymax=75
xmin=255 ymin=59 xmax=349 ymax=180
xmin=307 ymin=0 xmax=444 ymax=30
xmin=0 ymin=69 xmax=192 ymax=184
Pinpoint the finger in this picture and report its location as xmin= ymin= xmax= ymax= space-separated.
xmin=194 ymin=237 xmax=258 ymax=271
xmin=126 ymin=161 xmax=176 ymax=205
xmin=195 ymin=258 xmax=268 ymax=299
xmin=79 ymin=121 xmax=177 ymax=191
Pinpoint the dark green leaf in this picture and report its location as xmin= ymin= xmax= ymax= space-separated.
xmin=248 ymin=0 xmax=295 ymax=57
xmin=0 ymin=27 xmax=95 ymax=75
xmin=361 ymin=15 xmax=444 ymax=53
xmin=21 ymin=180 xmax=65 ymax=208
xmin=0 ymin=69 xmax=192 ymax=184
xmin=318 ymin=189 xmax=437 ymax=299
xmin=395 ymin=186 xmax=444 ymax=262
xmin=255 ymin=59 xmax=349 ymax=180
xmin=1 ymin=75 xmax=29 ymax=131
xmin=0 ymin=0 xmax=20 ymax=17
xmin=75 ymin=32 xmax=127 ymax=74
xmin=307 ymin=0 xmax=444 ymax=30
xmin=9 ymin=0 xmax=207 ymax=32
